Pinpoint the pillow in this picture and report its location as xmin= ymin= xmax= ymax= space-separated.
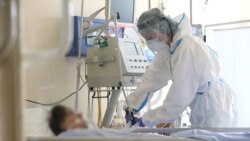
xmin=24 ymin=107 xmax=54 ymax=137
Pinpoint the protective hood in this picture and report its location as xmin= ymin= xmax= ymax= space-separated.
xmin=173 ymin=13 xmax=192 ymax=41
xmin=169 ymin=13 xmax=192 ymax=54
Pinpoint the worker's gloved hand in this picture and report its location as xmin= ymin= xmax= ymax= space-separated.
xmin=125 ymin=108 xmax=144 ymax=127
xmin=133 ymin=117 xmax=145 ymax=127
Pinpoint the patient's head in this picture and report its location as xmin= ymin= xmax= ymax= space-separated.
xmin=49 ymin=105 xmax=88 ymax=135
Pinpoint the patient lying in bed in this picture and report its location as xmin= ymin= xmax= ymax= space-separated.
xmin=48 ymin=105 xmax=143 ymax=137
xmin=48 ymin=106 xmax=250 ymax=140
xmin=48 ymin=105 xmax=89 ymax=136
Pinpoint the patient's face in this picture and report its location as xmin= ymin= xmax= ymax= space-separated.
xmin=61 ymin=109 xmax=88 ymax=131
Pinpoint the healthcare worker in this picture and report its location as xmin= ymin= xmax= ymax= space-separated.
xmin=125 ymin=8 xmax=238 ymax=128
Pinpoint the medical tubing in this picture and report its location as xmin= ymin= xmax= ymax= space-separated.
xmin=134 ymin=93 xmax=150 ymax=113
xmin=78 ymin=0 xmax=84 ymax=58
xmin=121 ymin=85 xmax=133 ymax=112
xmin=97 ymin=88 xmax=102 ymax=127
xmin=87 ymin=89 xmax=92 ymax=120
xmin=75 ymin=60 xmax=86 ymax=107
xmin=75 ymin=60 xmax=87 ymax=110
xmin=85 ymin=61 xmax=87 ymax=80
xmin=93 ymin=14 xmax=118 ymax=47
xmin=75 ymin=62 xmax=81 ymax=110
xmin=91 ymin=92 xmax=94 ymax=121
xmin=74 ymin=0 xmax=85 ymax=111
xmin=25 ymin=82 xmax=87 ymax=106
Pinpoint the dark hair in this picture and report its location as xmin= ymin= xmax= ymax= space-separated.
xmin=48 ymin=105 xmax=68 ymax=136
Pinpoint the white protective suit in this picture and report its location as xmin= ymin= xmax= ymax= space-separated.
xmin=127 ymin=14 xmax=238 ymax=128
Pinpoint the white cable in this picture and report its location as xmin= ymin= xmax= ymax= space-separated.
xmin=75 ymin=59 xmax=87 ymax=110
xmin=78 ymin=0 xmax=85 ymax=59
xmin=75 ymin=62 xmax=81 ymax=110
xmin=87 ymin=89 xmax=92 ymax=121
xmin=93 ymin=14 xmax=117 ymax=47
xmin=25 ymin=82 xmax=87 ymax=106
xmin=121 ymin=85 xmax=132 ymax=110
xmin=75 ymin=0 xmax=85 ymax=111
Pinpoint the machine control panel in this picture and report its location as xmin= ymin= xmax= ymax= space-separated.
xmin=119 ymin=38 xmax=149 ymax=76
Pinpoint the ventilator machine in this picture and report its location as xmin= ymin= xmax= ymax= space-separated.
xmin=74 ymin=0 xmax=149 ymax=128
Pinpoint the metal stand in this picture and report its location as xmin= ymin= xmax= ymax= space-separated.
xmin=101 ymin=90 xmax=121 ymax=128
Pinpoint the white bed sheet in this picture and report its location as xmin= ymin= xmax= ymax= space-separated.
xmin=24 ymin=107 xmax=250 ymax=141
xmin=27 ymin=136 xmax=197 ymax=141
xmin=58 ymin=127 xmax=163 ymax=137
xmin=171 ymin=129 xmax=250 ymax=141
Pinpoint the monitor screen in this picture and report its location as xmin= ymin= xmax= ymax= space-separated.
xmin=110 ymin=0 xmax=134 ymax=23
xmin=123 ymin=41 xmax=138 ymax=56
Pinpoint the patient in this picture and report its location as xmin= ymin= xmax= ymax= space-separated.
xmin=48 ymin=105 xmax=169 ymax=137
xmin=48 ymin=105 xmax=139 ymax=137
xmin=48 ymin=105 xmax=88 ymax=136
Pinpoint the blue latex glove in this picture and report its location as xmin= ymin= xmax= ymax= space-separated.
xmin=125 ymin=108 xmax=134 ymax=123
xmin=125 ymin=108 xmax=145 ymax=127
xmin=133 ymin=117 xmax=145 ymax=127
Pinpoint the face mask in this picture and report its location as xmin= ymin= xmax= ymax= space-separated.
xmin=146 ymin=39 xmax=169 ymax=52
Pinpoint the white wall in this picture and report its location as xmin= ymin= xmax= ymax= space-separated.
xmin=150 ymin=0 xmax=162 ymax=9
xmin=164 ymin=0 xmax=190 ymax=18
xmin=73 ymin=0 xmax=105 ymax=18
xmin=164 ymin=0 xmax=250 ymax=25
xmin=192 ymin=0 xmax=250 ymax=25
xmin=134 ymin=0 xmax=149 ymax=22
xmin=20 ymin=0 xmax=107 ymax=128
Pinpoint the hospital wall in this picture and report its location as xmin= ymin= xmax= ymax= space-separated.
xmin=192 ymin=0 xmax=250 ymax=25
xmin=21 ymin=0 xmax=107 ymax=126
xmin=165 ymin=0 xmax=250 ymax=25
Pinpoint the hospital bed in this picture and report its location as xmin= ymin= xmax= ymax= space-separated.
xmin=26 ymin=128 xmax=250 ymax=141
xmin=24 ymin=107 xmax=195 ymax=140
xmin=25 ymin=108 xmax=250 ymax=141
xmin=27 ymin=136 xmax=198 ymax=141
